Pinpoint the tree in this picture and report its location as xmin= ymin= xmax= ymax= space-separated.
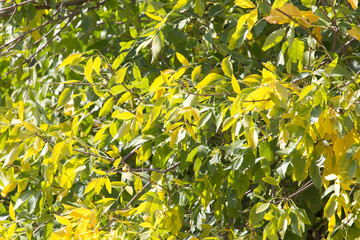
xmin=1 ymin=0 xmax=360 ymax=239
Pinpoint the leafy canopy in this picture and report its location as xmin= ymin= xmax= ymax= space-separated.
xmin=1 ymin=0 xmax=360 ymax=239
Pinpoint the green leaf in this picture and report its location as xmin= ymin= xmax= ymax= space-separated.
xmin=262 ymin=28 xmax=286 ymax=51
xmin=262 ymin=176 xmax=278 ymax=186
xmin=3 ymin=144 xmax=21 ymax=168
xmin=229 ymin=14 xmax=249 ymax=50
xmin=57 ymin=88 xmax=72 ymax=108
xmin=194 ymin=0 xmax=205 ymax=16
xmin=290 ymin=39 xmax=305 ymax=63
xmin=256 ymin=202 xmax=270 ymax=213
xmin=186 ymin=147 xmax=198 ymax=162
xmin=151 ymin=33 xmax=164 ymax=61
xmin=324 ymin=195 xmax=337 ymax=219
xmin=222 ymin=56 xmax=233 ymax=77
xmin=99 ymin=97 xmax=114 ymax=117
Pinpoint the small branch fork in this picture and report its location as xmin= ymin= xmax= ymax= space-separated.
xmin=99 ymin=181 xmax=151 ymax=231
xmin=34 ymin=131 xmax=181 ymax=229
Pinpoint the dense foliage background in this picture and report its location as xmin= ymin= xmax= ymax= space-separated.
xmin=1 ymin=0 xmax=360 ymax=239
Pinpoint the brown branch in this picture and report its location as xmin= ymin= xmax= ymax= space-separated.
xmin=0 ymin=1 xmax=16 ymax=32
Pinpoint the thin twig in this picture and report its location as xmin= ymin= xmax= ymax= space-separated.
xmin=99 ymin=181 xmax=151 ymax=231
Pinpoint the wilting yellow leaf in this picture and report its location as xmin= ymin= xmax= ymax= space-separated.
xmin=348 ymin=0 xmax=358 ymax=9
xmin=301 ymin=11 xmax=319 ymax=24
xmin=265 ymin=4 xmax=310 ymax=27
xmin=348 ymin=27 xmax=360 ymax=41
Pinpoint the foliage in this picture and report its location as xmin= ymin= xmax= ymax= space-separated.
xmin=1 ymin=0 xmax=360 ymax=239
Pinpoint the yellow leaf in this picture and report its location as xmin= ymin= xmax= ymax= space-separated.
xmin=265 ymin=4 xmax=304 ymax=25
xmin=191 ymin=66 xmax=202 ymax=81
xmin=134 ymin=176 xmax=143 ymax=193
xmin=348 ymin=27 xmax=360 ymax=41
xmin=196 ymin=73 xmax=223 ymax=90
xmin=19 ymin=101 xmax=24 ymax=121
xmin=57 ymin=53 xmax=83 ymax=70
xmin=248 ymin=129 xmax=258 ymax=148
xmin=149 ymin=75 xmax=164 ymax=92
xmin=93 ymin=56 xmax=101 ymax=76
xmin=247 ymin=9 xmax=258 ymax=31
xmin=51 ymin=141 xmax=65 ymax=165
xmin=229 ymin=14 xmax=249 ymax=49
xmin=60 ymin=165 xmax=75 ymax=189
xmin=348 ymin=0 xmax=358 ymax=9
xmin=8 ymin=223 xmax=16 ymax=239
xmin=125 ymin=185 xmax=133 ymax=195
xmin=176 ymin=52 xmax=190 ymax=66
xmin=114 ymin=111 xmax=135 ymax=120
xmin=1 ymin=182 xmax=17 ymax=197
xmin=115 ymin=66 xmax=129 ymax=84
xmin=186 ymin=123 xmax=196 ymax=140
xmin=84 ymin=179 xmax=98 ymax=195
xmin=93 ymin=125 xmax=109 ymax=143
xmin=171 ymin=127 xmax=182 ymax=147
xmin=328 ymin=214 xmax=336 ymax=233
xmin=117 ymin=208 xmax=137 ymax=217
xmin=222 ymin=56 xmax=233 ymax=77
xmin=171 ymin=67 xmax=187 ymax=81
xmin=242 ymin=87 xmax=274 ymax=111
xmin=173 ymin=0 xmax=189 ymax=11
xmin=9 ymin=201 xmax=15 ymax=221
xmin=222 ymin=117 xmax=237 ymax=132
xmin=274 ymin=82 xmax=288 ymax=100
xmin=70 ymin=208 xmax=93 ymax=219
xmin=144 ymin=12 xmax=162 ymax=21
xmin=85 ymin=57 xmax=93 ymax=83
xmin=105 ymin=177 xmax=112 ymax=194
xmin=235 ymin=0 xmax=256 ymax=8
xmin=272 ymin=0 xmax=288 ymax=9
xmin=279 ymin=128 xmax=289 ymax=149
xmin=55 ymin=215 xmax=72 ymax=225
xmin=95 ymin=178 xmax=106 ymax=194
xmin=231 ymin=75 xmax=241 ymax=94
xmin=301 ymin=11 xmax=319 ymax=24
xmin=99 ymin=97 xmax=114 ymax=117
xmin=297 ymin=84 xmax=315 ymax=102
xmin=4 ymin=144 xmax=21 ymax=168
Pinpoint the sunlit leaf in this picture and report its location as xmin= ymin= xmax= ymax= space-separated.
xmin=235 ymin=0 xmax=256 ymax=8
